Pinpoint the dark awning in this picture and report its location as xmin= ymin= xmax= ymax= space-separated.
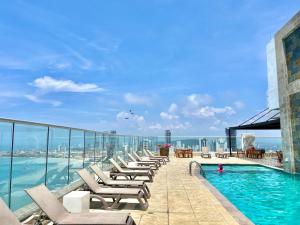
xmin=228 ymin=108 xmax=280 ymax=130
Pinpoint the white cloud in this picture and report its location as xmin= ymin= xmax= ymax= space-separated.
xmin=160 ymin=112 xmax=179 ymax=120
xmin=148 ymin=123 xmax=163 ymax=130
xmin=160 ymin=103 xmax=179 ymax=120
xmin=148 ymin=122 xmax=190 ymax=130
xmin=31 ymin=76 xmax=104 ymax=93
xmin=234 ymin=100 xmax=245 ymax=109
xmin=166 ymin=122 xmax=191 ymax=130
xmin=185 ymin=106 xmax=235 ymax=118
xmin=168 ymin=103 xmax=178 ymax=113
xmin=124 ymin=93 xmax=151 ymax=105
xmin=25 ymin=94 xmax=62 ymax=107
xmin=186 ymin=94 xmax=213 ymax=106
xmin=182 ymin=93 xmax=235 ymax=118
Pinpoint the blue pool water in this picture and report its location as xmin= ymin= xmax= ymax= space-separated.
xmin=203 ymin=165 xmax=300 ymax=225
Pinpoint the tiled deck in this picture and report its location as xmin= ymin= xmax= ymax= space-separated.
xmin=99 ymin=157 xmax=256 ymax=225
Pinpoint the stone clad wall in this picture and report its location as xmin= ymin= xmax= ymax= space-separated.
xmin=290 ymin=92 xmax=300 ymax=171
xmin=283 ymin=27 xmax=300 ymax=83
xmin=275 ymin=11 xmax=300 ymax=173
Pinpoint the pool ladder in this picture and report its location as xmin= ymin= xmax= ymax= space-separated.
xmin=189 ymin=161 xmax=206 ymax=178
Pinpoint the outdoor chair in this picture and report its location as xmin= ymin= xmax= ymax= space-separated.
xmin=110 ymin=159 xmax=154 ymax=182
xmin=0 ymin=198 xmax=23 ymax=225
xmin=90 ymin=164 xmax=151 ymax=198
xmin=25 ymin=184 xmax=136 ymax=225
xmin=117 ymin=156 xmax=156 ymax=174
xmin=201 ymin=147 xmax=211 ymax=158
xmin=133 ymin=152 xmax=162 ymax=166
xmin=77 ymin=169 xmax=149 ymax=210
xmin=144 ymin=149 xmax=169 ymax=163
xmin=127 ymin=153 xmax=159 ymax=168
xmin=215 ymin=148 xmax=229 ymax=158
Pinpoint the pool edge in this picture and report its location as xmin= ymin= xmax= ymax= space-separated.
xmin=195 ymin=172 xmax=255 ymax=225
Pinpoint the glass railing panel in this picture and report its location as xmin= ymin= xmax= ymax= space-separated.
xmin=115 ymin=135 xmax=125 ymax=160
xmin=69 ymin=129 xmax=84 ymax=183
xmin=123 ymin=136 xmax=130 ymax=161
xmin=0 ymin=122 xmax=12 ymax=205
xmin=84 ymin=131 xmax=96 ymax=167
xmin=46 ymin=127 xmax=69 ymax=190
xmin=95 ymin=133 xmax=103 ymax=166
xmin=102 ymin=134 xmax=115 ymax=170
xmin=11 ymin=124 xmax=48 ymax=210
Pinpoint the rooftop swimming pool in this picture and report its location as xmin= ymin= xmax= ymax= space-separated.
xmin=203 ymin=165 xmax=300 ymax=225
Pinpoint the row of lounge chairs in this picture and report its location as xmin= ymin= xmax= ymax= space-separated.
xmin=201 ymin=147 xmax=230 ymax=158
xmin=0 ymin=149 xmax=169 ymax=225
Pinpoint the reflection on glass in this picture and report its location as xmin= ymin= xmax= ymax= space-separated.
xmin=84 ymin=131 xmax=96 ymax=167
xmin=102 ymin=133 xmax=115 ymax=170
xmin=0 ymin=122 xmax=12 ymax=205
xmin=69 ymin=130 xmax=84 ymax=183
xmin=95 ymin=133 xmax=103 ymax=167
xmin=46 ymin=128 xmax=69 ymax=190
xmin=11 ymin=124 xmax=47 ymax=210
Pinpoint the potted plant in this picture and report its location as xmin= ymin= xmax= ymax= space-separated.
xmin=159 ymin=144 xmax=171 ymax=156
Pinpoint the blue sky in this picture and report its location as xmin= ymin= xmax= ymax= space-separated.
xmin=0 ymin=0 xmax=298 ymax=136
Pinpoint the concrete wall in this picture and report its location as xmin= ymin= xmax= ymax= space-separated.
xmin=275 ymin=11 xmax=300 ymax=173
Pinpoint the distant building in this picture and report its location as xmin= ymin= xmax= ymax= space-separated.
xmin=200 ymin=138 xmax=207 ymax=148
xmin=165 ymin=130 xmax=171 ymax=144
xmin=208 ymin=139 xmax=217 ymax=152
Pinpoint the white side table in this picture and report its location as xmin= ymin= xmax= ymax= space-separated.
xmin=63 ymin=191 xmax=90 ymax=213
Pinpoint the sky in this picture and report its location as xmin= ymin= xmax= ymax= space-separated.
xmin=0 ymin=0 xmax=298 ymax=136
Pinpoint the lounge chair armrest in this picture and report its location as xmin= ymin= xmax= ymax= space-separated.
xmin=90 ymin=194 xmax=111 ymax=210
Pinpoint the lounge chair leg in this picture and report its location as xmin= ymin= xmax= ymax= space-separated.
xmin=142 ymin=184 xmax=151 ymax=198
xmin=111 ymin=195 xmax=122 ymax=209
xmin=137 ymin=192 xmax=149 ymax=210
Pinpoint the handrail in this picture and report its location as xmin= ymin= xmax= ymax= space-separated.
xmin=189 ymin=161 xmax=206 ymax=178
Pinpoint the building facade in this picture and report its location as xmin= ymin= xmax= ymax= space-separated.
xmin=165 ymin=130 xmax=171 ymax=144
xmin=275 ymin=11 xmax=300 ymax=173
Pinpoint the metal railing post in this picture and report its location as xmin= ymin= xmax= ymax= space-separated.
xmin=83 ymin=131 xmax=86 ymax=168
xmin=67 ymin=129 xmax=71 ymax=184
xmin=93 ymin=132 xmax=96 ymax=163
xmin=44 ymin=126 xmax=50 ymax=186
xmin=8 ymin=122 xmax=15 ymax=208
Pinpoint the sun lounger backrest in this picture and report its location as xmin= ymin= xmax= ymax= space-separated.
xmin=90 ymin=164 xmax=110 ymax=183
xmin=133 ymin=152 xmax=142 ymax=161
xmin=0 ymin=198 xmax=21 ymax=225
xmin=25 ymin=184 xmax=69 ymax=223
xmin=202 ymin=147 xmax=209 ymax=154
xmin=109 ymin=159 xmax=124 ymax=172
xmin=143 ymin=149 xmax=150 ymax=157
xmin=146 ymin=149 xmax=154 ymax=157
xmin=77 ymin=169 xmax=100 ymax=193
xmin=117 ymin=156 xmax=128 ymax=168
xmin=127 ymin=153 xmax=137 ymax=162
xmin=217 ymin=148 xmax=224 ymax=154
